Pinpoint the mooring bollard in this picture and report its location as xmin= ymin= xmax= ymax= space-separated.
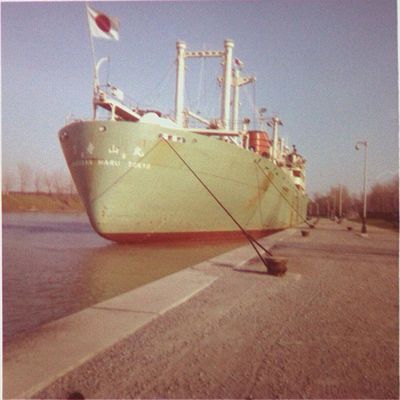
xmin=301 ymin=230 xmax=310 ymax=237
xmin=264 ymin=255 xmax=288 ymax=276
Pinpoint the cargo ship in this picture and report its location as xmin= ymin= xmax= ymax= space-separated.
xmin=59 ymin=38 xmax=309 ymax=242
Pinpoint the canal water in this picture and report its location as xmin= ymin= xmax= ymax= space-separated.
xmin=3 ymin=213 xmax=246 ymax=343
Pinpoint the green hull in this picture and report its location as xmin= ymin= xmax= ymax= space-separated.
xmin=59 ymin=120 xmax=309 ymax=242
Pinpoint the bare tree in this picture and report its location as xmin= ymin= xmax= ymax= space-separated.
xmin=52 ymin=169 xmax=70 ymax=194
xmin=34 ymin=170 xmax=43 ymax=193
xmin=43 ymin=171 xmax=53 ymax=195
xmin=313 ymin=185 xmax=355 ymax=218
xmin=368 ymin=175 xmax=399 ymax=214
xmin=2 ymin=171 xmax=14 ymax=195
xmin=17 ymin=162 xmax=32 ymax=192
xmin=313 ymin=176 xmax=399 ymax=221
xmin=67 ymin=175 xmax=77 ymax=195
xmin=52 ymin=169 xmax=62 ymax=194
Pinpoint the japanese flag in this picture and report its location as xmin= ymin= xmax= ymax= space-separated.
xmin=87 ymin=5 xmax=119 ymax=41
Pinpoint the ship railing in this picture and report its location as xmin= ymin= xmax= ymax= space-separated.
xmin=95 ymin=85 xmax=170 ymax=122
xmin=64 ymin=114 xmax=118 ymax=124
xmin=65 ymin=112 xmax=121 ymax=122
xmin=94 ymin=84 xmax=143 ymax=122
xmin=96 ymin=83 xmax=140 ymax=112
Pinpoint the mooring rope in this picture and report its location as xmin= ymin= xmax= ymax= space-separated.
xmin=161 ymin=138 xmax=274 ymax=263
xmin=254 ymin=159 xmax=314 ymax=228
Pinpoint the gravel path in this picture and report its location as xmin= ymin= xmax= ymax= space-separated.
xmin=34 ymin=220 xmax=399 ymax=399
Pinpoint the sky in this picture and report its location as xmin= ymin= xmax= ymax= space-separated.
xmin=1 ymin=0 xmax=398 ymax=197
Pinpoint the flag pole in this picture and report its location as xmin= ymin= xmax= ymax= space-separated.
xmin=85 ymin=2 xmax=98 ymax=119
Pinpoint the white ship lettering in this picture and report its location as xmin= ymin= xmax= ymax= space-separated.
xmin=128 ymin=161 xmax=151 ymax=169
xmin=98 ymin=159 xmax=121 ymax=167
xmin=87 ymin=142 xmax=95 ymax=154
xmin=108 ymin=145 xmax=120 ymax=154
xmin=72 ymin=159 xmax=93 ymax=167
xmin=133 ymin=146 xmax=145 ymax=157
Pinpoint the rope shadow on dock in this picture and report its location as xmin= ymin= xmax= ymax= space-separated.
xmin=210 ymin=261 xmax=282 ymax=276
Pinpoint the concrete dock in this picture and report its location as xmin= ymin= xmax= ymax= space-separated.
xmin=4 ymin=219 xmax=399 ymax=399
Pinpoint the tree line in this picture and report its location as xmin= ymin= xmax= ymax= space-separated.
xmin=311 ymin=175 xmax=399 ymax=220
xmin=2 ymin=162 xmax=77 ymax=195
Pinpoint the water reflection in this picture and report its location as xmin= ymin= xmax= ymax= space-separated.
xmin=3 ymin=213 xmax=246 ymax=342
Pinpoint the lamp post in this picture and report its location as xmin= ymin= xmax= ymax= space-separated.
xmin=333 ymin=193 xmax=337 ymax=220
xmin=355 ymin=140 xmax=368 ymax=234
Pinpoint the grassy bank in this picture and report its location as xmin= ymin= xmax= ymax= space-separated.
xmin=2 ymin=192 xmax=85 ymax=213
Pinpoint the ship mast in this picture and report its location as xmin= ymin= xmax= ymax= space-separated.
xmin=267 ymin=116 xmax=283 ymax=162
xmin=231 ymin=63 xmax=255 ymax=131
xmin=174 ymin=39 xmax=235 ymax=131
xmin=221 ymin=39 xmax=234 ymax=130
xmin=175 ymin=41 xmax=186 ymax=127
